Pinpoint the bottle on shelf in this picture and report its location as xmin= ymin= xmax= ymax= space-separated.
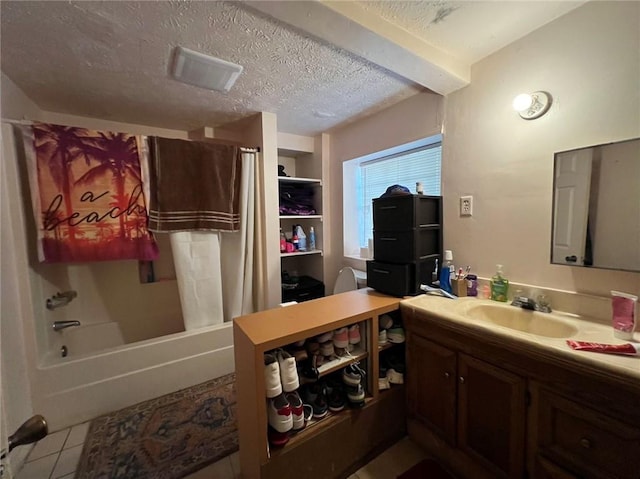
xmin=309 ymin=226 xmax=316 ymax=251
xmin=280 ymin=228 xmax=287 ymax=253
xmin=296 ymin=225 xmax=307 ymax=251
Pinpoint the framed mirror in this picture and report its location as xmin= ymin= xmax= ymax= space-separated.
xmin=551 ymin=137 xmax=640 ymax=272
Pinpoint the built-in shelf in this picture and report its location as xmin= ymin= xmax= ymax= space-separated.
xmin=281 ymin=249 xmax=323 ymax=258
xmin=316 ymin=347 xmax=367 ymax=376
xmin=278 ymin=176 xmax=322 ymax=185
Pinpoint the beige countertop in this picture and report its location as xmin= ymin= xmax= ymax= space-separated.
xmin=401 ymin=295 xmax=640 ymax=382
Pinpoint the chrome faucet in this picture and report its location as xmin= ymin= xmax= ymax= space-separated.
xmin=52 ymin=320 xmax=81 ymax=331
xmin=511 ymin=293 xmax=552 ymax=313
xmin=46 ymin=291 xmax=77 ymax=310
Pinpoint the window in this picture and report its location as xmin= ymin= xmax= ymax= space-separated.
xmin=343 ymin=135 xmax=442 ymax=258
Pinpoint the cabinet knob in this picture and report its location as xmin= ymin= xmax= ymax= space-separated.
xmin=459 ymin=376 xmax=465 ymax=384
xmin=444 ymin=372 xmax=450 ymax=379
xmin=580 ymin=437 xmax=592 ymax=449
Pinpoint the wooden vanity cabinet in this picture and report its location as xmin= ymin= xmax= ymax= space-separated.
xmin=403 ymin=304 xmax=640 ymax=479
xmin=406 ymin=331 xmax=526 ymax=478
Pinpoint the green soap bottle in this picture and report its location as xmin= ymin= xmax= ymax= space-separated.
xmin=490 ymin=264 xmax=509 ymax=302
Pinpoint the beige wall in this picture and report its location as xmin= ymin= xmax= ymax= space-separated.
xmin=328 ymin=92 xmax=444 ymax=290
xmin=443 ymin=1 xmax=640 ymax=298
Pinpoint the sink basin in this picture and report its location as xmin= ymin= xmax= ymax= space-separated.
xmin=464 ymin=304 xmax=579 ymax=338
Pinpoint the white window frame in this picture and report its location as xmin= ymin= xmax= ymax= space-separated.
xmin=343 ymin=134 xmax=442 ymax=260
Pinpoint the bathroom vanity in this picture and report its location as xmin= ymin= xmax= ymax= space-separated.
xmin=401 ymin=296 xmax=640 ymax=479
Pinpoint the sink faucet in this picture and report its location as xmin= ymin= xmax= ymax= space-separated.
xmin=511 ymin=293 xmax=552 ymax=313
xmin=52 ymin=320 xmax=81 ymax=331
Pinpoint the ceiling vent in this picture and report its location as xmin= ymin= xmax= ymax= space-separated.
xmin=171 ymin=46 xmax=243 ymax=93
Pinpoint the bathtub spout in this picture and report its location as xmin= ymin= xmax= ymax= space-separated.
xmin=52 ymin=320 xmax=81 ymax=331
xmin=46 ymin=290 xmax=77 ymax=310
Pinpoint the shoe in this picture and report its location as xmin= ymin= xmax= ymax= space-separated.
xmin=268 ymin=427 xmax=289 ymax=447
xmin=277 ymin=350 xmax=299 ymax=392
xmin=385 ymin=354 xmax=405 ymax=384
xmin=286 ymin=391 xmax=305 ymax=430
xmin=378 ymin=330 xmax=388 ymax=345
xmin=387 ymin=325 xmax=406 ymax=344
xmin=301 ymin=383 xmax=329 ymax=419
xmin=334 ymin=347 xmax=349 ymax=357
xmin=348 ymin=324 xmax=361 ymax=345
xmin=346 ymin=384 xmax=366 ymax=407
xmin=342 ymin=364 xmax=363 ymax=387
xmin=333 ymin=327 xmax=349 ymax=348
xmin=298 ymin=358 xmax=319 ymax=384
xmin=268 ymin=393 xmax=293 ymax=433
xmin=378 ymin=366 xmax=390 ymax=390
xmin=264 ymin=353 xmax=282 ymax=398
xmin=379 ymin=314 xmax=393 ymax=330
xmin=303 ymin=404 xmax=313 ymax=422
xmin=316 ymin=331 xmax=333 ymax=343
xmin=306 ymin=340 xmax=320 ymax=356
xmin=320 ymin=340 xmax=335 ymax=358
xmin=289 ymin=347 xmax=308 ymax=363
xmin=325 ymin=378 xmax=347 ymax=412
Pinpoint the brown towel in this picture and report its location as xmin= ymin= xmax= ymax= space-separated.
xmin=148 ymin=137 xmax=242 ymax=232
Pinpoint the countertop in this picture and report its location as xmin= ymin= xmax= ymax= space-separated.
xmin=401 ymin=295 xmax=640 ymax=382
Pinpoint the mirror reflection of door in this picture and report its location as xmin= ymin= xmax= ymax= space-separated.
xmin=552 ymin=149 xmax=593 ymax=265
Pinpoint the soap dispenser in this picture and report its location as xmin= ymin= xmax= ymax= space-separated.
xmin=490 ymin=264 xmax=509 ymax=302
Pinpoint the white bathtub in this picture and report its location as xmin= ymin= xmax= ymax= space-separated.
xmin=34 ymin=321 xmax=235 ymax=430
xmin=46 ymin=321 xmax=126 ymax=361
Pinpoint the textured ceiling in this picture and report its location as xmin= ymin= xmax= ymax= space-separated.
xmin=0 ymin=1 xmax=584 ymax=136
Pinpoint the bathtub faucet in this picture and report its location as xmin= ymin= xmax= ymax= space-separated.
xmin=46 ymin=290 xmax=77 ymax=310
xmin=52 ymin=320 xmax=81 ymax=331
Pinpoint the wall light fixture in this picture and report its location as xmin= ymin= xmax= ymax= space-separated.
xmin=512 ymin=91 xmax=552 ymax=120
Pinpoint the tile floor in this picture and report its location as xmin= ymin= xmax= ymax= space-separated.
xmin=17 ymin=425 xmax=426 ymax=479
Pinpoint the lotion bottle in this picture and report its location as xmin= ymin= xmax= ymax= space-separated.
xmin=440 ymin=250 xmax=453 ymax=294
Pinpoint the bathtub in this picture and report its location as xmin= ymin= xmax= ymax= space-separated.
xmin=46 ymin=321 xmax=126 ymax=361
xmin=33 ymin=321 xmax=235 ymax=430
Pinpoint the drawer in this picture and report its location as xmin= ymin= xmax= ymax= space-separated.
xmin=373 ymin=227 xmax=440 ymax=263
xmin=282 ymin=276 xmax=325 ymax=303
xmin=535 ymin=388 xmax=640 ymax=479
xmin=373 ymin=195 xmax=441 ymax=230
xmin=366 ymin=259 xmax=437 ymax=297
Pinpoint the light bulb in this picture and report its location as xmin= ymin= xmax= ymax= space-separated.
xmin=512 ymin=93 xmax=533 ymax=112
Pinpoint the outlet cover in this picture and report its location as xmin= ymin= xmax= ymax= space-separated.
xmin=460 ymin=196 xmax=473 ymax=216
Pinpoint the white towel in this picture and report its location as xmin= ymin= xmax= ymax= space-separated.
xmin=170 ymin=231 xmax=224 ymax=330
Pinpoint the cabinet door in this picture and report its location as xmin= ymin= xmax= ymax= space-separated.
xmin=457 ymin=353 xmax=526 ymax=478
xmin=406 ymin=334 xmax=457 ymax=444
xmin=534 ymin=456 xmax=580 ymax=479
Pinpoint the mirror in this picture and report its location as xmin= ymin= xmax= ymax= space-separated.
xmin=551 ymin=137 xmax=640 ymax=272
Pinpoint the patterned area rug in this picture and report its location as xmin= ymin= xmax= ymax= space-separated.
xmin=75 ymin=373 xmax=238 ymax=479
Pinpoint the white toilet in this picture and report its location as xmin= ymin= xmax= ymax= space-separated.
xmin=333 ymin=267 xmax=366 ymax=294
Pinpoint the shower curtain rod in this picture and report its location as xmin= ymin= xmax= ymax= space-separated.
xmin=2 ymin=118 xmax=261 ymax=152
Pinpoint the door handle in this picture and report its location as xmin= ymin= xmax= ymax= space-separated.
xmin=565 ymin=255 xmax=577 ymax=262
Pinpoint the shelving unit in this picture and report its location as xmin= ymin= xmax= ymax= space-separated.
xmin=233 ymin=289 xmax=405 ymax=479
xmin=277 ymin=133 xmax=328 ymax=303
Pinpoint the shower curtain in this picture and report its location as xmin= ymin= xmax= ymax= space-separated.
xmin=170 ymin=150 xmax=260 ymax=329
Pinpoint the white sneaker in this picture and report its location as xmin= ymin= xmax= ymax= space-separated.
xmin=378 ymin=375 xmax=391 ymax=390
xmin=268 ymin=393 xmax=293 ymax=433
xmin=278 ymin=350 xmax=299 ymax=392
xmin=378 ymin=330 xmax=388 ymax=345
xmin=387 ymin=368 xmax=404 ymax=385
xmin=387 ymin=326 xmax=406 ymax=344
xmin=264 ymin=353 xmax=282 ymax=398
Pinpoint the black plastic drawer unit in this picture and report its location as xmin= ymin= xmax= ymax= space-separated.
xmin=373 ymin=228 xmax=440 ymax=264
xmin=366 ymin=259 xmax=435 ymax=297
xmin=373 ymin=195 xmax=441 ymax=230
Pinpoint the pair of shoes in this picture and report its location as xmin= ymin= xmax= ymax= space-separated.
xmin=324 ymin=376 xmax=347 ymax=412
xmin=267 ymin=390 xmax=305 ymax=444
xmin=342 ymin=363 xmax=366 ymax=407
xmin=320 ymin=340 xmax=335 ymax=358
xmin=378 ymin=330 xmax=388 ymax=345
xmin=333 ymin=324 xmax=361 ymax=349
xmin=316 ymin=330 xmax=333 ymax=343
xmin=387 ymin=325 xmax=406 ymax=344
xmin=265 ymin=350 xmax=300 ymax=398
xmin=300 ymin=383 xmax=329 ymax=419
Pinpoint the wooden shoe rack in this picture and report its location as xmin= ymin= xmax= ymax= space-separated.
xmin=233 ymin=289 xmax=406 ymax=479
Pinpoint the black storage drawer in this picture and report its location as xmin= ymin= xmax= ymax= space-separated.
xmin=366 ymin=259 xmax=438 ymax=297
xmin=374 ymin=227 xmax=441 ymax=263
xmin=373 ymin=195 xmax=441 ymax=230
xmin=282 ymin=276 xmax=325 ymax=303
